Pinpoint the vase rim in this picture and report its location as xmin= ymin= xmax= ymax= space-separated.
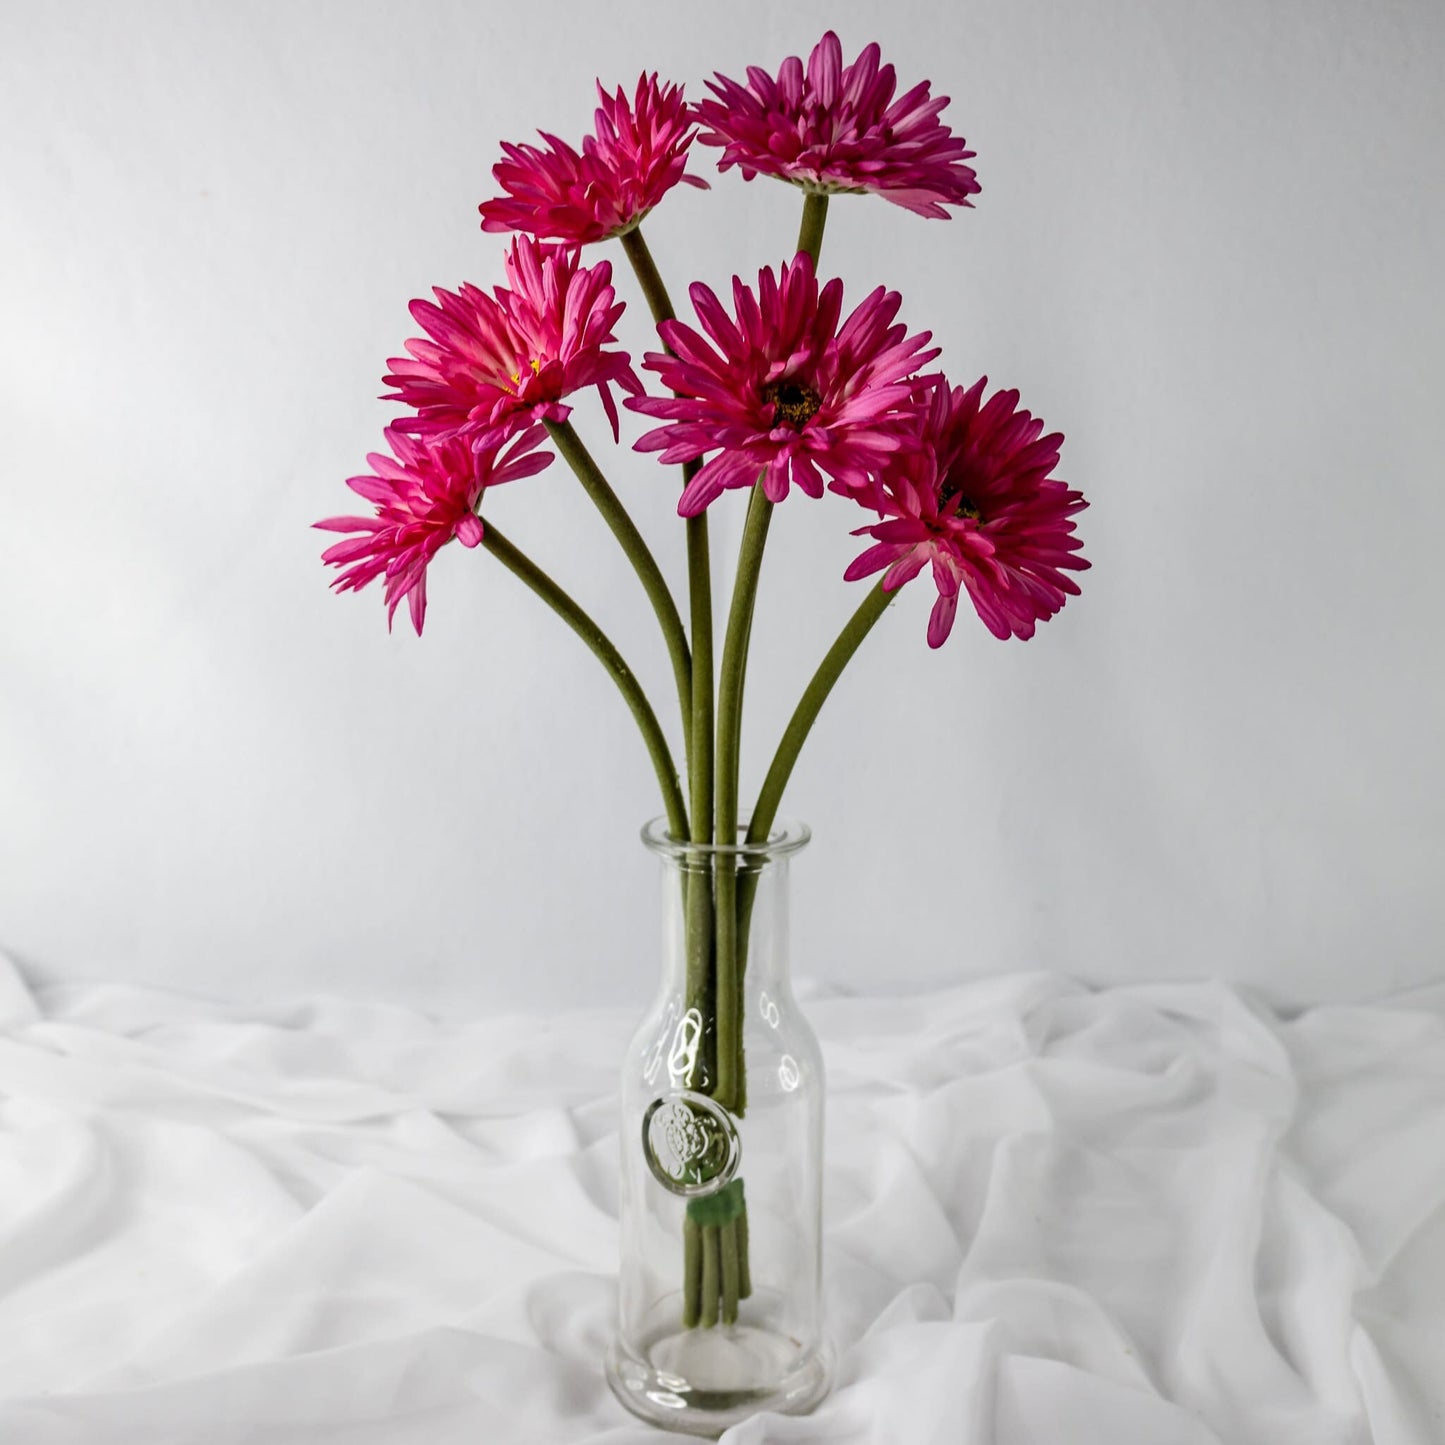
xmin=640 ymin=814 xmax=811 ymax=861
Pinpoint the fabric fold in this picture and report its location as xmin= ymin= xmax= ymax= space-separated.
xmin=0 ymin=951 xmax=1439 ymax=1442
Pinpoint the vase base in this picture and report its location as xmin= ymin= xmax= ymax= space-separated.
xmin=606 ymin=1318 xmax=832 ymax=1438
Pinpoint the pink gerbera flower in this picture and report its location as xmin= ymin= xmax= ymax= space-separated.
xmin=846 ymin=378 xmax=1089 ymax=644
xmin=316 ymin=424 xmax=552 ymax=635
xmin=692 ymin=31 xmax=980 ymax=218
xmin=383 ymin=236 xmax=641 ymax=446
xmin=479 ymin=74 xmax=709 ymax=245
xmin=627 ymin=251 xmax=937 ymax=517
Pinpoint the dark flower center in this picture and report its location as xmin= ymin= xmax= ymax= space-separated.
xmin=762 ymin=378 xmax=822 ymax=429
xmin=941 ymin=480 xmax=983 ymax=521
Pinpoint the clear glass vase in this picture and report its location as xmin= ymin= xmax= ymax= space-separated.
xmin=606 ymin=817 xmax=831 ymax=1437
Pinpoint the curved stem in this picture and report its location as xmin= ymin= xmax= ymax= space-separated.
xmin=748 ymin=580 xmax=892 ymax=847
xmin=480 ymin=523 xmax=689 ymax=840
xmin=544 ymin=418 xmax=692 ymax=738
xmin=797 ymin=193 xmax=830 ymax=265
xmin=731 ymin=583 xmax=893 ymax=1018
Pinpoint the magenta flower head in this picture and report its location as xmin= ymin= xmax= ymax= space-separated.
xmin=693 ymin=32 xmax=980 ymax=218
xmin=846 ymin=378 xmax=1089 ymax=645
xmin=628 ymin=252 xmax=938 ymax=517
xmin=383 ymin=236 xmax=642 ymax=446
xmin=316 ymin=424 xmax=552 ymax=635
xmin=480 ymin=74 xmax=709 ymax=245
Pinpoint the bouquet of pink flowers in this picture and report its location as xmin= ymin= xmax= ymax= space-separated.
xmin=318 ymin=29 xmax=1088 ymax=1424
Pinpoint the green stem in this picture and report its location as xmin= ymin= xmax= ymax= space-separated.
xmin=713 ymin=193 xmax=832 ymax=1122
xmin=616 ymin=227 xmax=716 ymax=854
xmin=681 ymin=478 xmax=716 ymax=1094
xmin=731 ymin=584 xmax=893 ymax=1023
xmin=619 ymin=226 xmax=718 ymax=1104
xmin=682 ymin=1213 xmax=702 ymax=1329
xmin=749 ymin=580 xmax=893 ymax=849
xmin=699 ymin=1228 xmax=720 ymax=1329
xmin=736 ymin=1189 xmax=752 ymax=1299
xmin=797 ymin=193 xmax=830 ymax=265
xmin=734 ymin=575 xmax=890 ymax=994
xmin=720 ymin=1218 xmax=741 ymax=1326
xmin=480 ymin=523 xmax=688 ymax=841
xmin=543 ymin=418 xmax=692 ymax=741
xmin=714 ymin=486 xmax=774 ymax=1113
xmin=685 ymin=502 xmax=714 ymax=847
xmin=619 ymin=226 xmax=675 ymax=332
xmin=622 ymin=225 xmax=771 ymax=1336
xmin=718 ymin=487 xmax=774 ymax=843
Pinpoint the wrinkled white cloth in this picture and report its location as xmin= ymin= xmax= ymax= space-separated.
xmin=0 ymin=955 xmax=1441 ymax=1444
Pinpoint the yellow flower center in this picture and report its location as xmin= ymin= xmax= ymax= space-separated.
xmin=503 ymin=357 xmax=544 ymax=394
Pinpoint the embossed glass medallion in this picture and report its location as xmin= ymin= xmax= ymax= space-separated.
xmin=642 ymin=1090 xmax=741 ymax=1196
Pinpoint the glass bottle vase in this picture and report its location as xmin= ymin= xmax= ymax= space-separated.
xmin=606 ymin=817 xmax=831 ymax=1437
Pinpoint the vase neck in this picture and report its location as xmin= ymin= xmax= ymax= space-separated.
xmin=654 ymin=852 xmax=798 ymax=997
xmin=645 ymin=821 xmax=807 ymax=1105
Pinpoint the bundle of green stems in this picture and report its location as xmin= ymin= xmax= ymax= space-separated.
xmin=482 ymin=194 xmax=892 ymax=1329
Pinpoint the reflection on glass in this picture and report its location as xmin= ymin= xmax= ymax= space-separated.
xmin=644 ymin=999 xmax=679 ymax=1085
xmin=667 ymin=1007 xmax=703 ymax=1087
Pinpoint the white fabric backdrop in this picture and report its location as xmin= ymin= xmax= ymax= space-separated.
xmin=3 ymin=0 xmax=1444 ymax=1012
xmin=2 ymin=951 xmax=1441 ymax=1443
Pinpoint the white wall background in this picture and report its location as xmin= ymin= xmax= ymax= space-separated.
xmin=2 ymin=0 xmax=1442 ymax=1013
